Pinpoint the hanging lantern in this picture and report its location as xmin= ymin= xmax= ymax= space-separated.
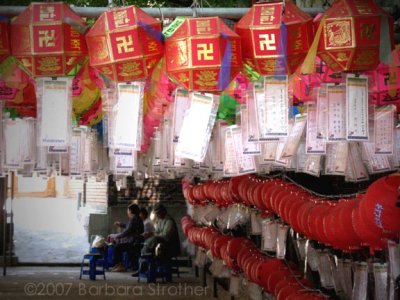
xmin=165 ymin=16 xmax=242 ymax=92
xmin=315 ymin=0 xmax=394 ymax=73
xmin=10 ymin=2 xmax=87 ymax=77
xmin=85 ymin=5 xmax=164 ymax=82
xmin=0 ymin=18 xmax=10 ymax=64
xmin=235 ymin=1 xmax=313 ymax=75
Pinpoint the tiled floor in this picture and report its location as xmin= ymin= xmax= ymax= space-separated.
xmin=0 ymin=266 xmax=234 ymax=300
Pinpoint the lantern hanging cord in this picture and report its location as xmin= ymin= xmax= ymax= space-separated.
xmin=282 ymin=174 xmax=366 ymax=200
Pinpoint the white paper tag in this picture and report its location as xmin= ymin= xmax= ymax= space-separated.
xmin=276 ymin=224 xmax=289 ymax=259
xmin=306 ymin=102 xmax=326 ymax=154
xmin=250 ymin=211 xmax=263 ymax=235
xmin=317 ymin=250 xmax=335 ymax=289
xmin=346 ymin=75 xmax=369 ymax=141
xmin=337 ymin=258 xmax=353 ymax=299
xmin=388 ymin=240 xmax=400 ymax=280
xmin=265 ymin=75 xmax=289 ymax=138
xmin=275 ymin=140 xmax=292 ymax=168
xmin=325 ymin=142 xmax=349 ymax=175
xmin=296 ymin=236 xmax=307 ymax=261
xmin=327 ymin=84 xmax=346 ymax=141
xmin=316 ymin=86 xmax=329 ymax=140
xmin=114 ymin=148 xmax=136 ymax=175
xmin=361 ymin=142 xmax=391 ymax=173
xmin=69 ymin=132 xmax=83 ymax=176
xmin=245 ymin=88 xmax=260 ymax=142
xmin=262 ymin=218 xmax=278 ymax=252
xmin=281 ymin=114 xmax=307 ymax=158
xmin=306 ymin=241 xmax=319 ymax=271
xmin=254 ymin=80 xmax=268 ymax=141
xmin=39 ymin=78 xmax=71 ymax=147
xmin=373 ymin=263 xmax=388 ymax=300
xmin=247 ymin=281 xmax=262 ymax=300
xmin=304 ymin=154 xmax=322 ymax=177
xmin=172 ymin=89 xmax=190 ymax=143
xmin=113 ymin=83 xmax=143 ymax=150
xmin=240 ymin=104 xmax=262 ymax=155
xmin=195 ymin=248 xmax=207 ymax=267
xmin=346 ymin=142 xmax=369 ymax=182
xmin=230 ymin=275 xmax=240 ymax=296
xmin=352 ymin=262 xmax=368 ymax=300
xmin=374 ymin=105 xmax=395 ymax=155
xmin=176 ymin=92 xmax=219 ymax=162
xmin=262 ymin=141 xmax=279 ymax=162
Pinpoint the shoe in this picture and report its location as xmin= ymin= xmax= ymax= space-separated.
xmin=111 ymin=264 xmax=125 ymax=272
xmin=110 ymin=263 xmax=122 ymax=271
xmin=131 ymin=271 xmax=139 ymax=277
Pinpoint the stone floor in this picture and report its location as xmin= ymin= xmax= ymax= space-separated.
xmin=0 ymin=266 xmax=235 ymax=300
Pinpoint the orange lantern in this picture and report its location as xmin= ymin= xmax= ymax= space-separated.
xmin=235 ymin=1 xmax=313 ymax=75
xmin=315 ymin=0 xmax=394 ymax=73
xmin=165 ymin=17 xmax=242 ymax=92
xmin=85 ymin=5 xmax=164 ymax=82
xmin=10 ymin=2 xmax=87 ymax=77
xmin=0 ymin=18 xmax=10 ymax=64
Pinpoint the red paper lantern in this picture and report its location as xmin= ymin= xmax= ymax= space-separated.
xmin=0 ymin=19 xmax=10 ymax=64
xmin=165 ymin=17 xmax=242 ymax=92
xmin=235 ymin=1 xmax=313 ymax=75
xmin=86 ymin=6 xmax=163 ymax=82
xmin=316 ymin=0 xmax=394 ymax=72
xmin=10 ymin=2 xmax=87 ymax=77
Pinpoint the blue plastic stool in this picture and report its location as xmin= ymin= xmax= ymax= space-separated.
xmin=79 ymin=248 xmax=106 ymax=280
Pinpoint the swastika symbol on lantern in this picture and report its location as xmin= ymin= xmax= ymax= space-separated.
xmin=197 ymin=43 xmax=214 ymax=61
xmin=116 ymin=36 xmax=134 ymax=54
xmin=39 ymin=30 xmax=56 ymax=48
xmin=360 ymin=23 xmax=376 ymax=40
xmin=259 ymin=34 xmax=276 ymax=51
xmin=40 ymin=6 xmax=55 ymax=21
xmin=114 ymin=10 xmax=130 ymax=28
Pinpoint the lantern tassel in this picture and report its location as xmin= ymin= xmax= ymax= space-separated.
xmin=301 ymin=16 xmax=326 ymax=75
xmin=379 ymin=14 xmax=392 ymax=65
xmin=138 ymin=21 xmax=164 ymax=44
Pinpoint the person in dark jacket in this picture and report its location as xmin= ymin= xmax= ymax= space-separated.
xmin=110 ymin=203 xmax=144 ymax=272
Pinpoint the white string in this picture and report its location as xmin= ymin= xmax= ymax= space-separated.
xmin=282 ymin=174 xmax=366 ymax=199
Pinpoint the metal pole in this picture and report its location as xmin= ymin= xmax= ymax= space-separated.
xmin=8 ymin=171 xmax=14 ymax=267
xmin=2 ymin=175 xmax=7 ymax=276
xmin=0 ymin=5 xmax=394 ymax=19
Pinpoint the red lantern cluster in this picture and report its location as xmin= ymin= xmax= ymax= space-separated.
xmin=183 ymin=174 xmax=400 ymax=252
xmin=10 ymin=2 xmax=88 ymax=77
xmin=181 ymin=216 xmax=326 ymax=299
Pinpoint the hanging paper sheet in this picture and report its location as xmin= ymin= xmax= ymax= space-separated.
xmin=327 ymin=84 xmax=346 ymax=141
xmin=0 ymin=102 xmax=3 ymax=175
xmin=254 ymin=81 xmax=269 ymax=142
xmin=48 ymin=146 xmax=68 ymax=153
xmin=374 ymin=105 xmax=395 ymax=155
xmin=223 ymin=126 xmax=257 ymax=176
xmin=211 ymin=120 xmax=227 ymax=172
xmin=113 ymin=82 xmax=144 ymax=150
xmin=245 ymin=88 xmax=260 ymax=142
xmin=306 ymin=102 xmax=326 ymax=154
xmin=361 ymin=142 xmax=391 ymax=173
xmin=172 ymin=89 xmax=190 ymax=143
xmin=373 ymin=263 xmax=388 ymax=300
xmin=264 ymin=75 xmax=289 ymax=138
xmin=262 ymin=142 xmax=279 ymax=162
xmin=176 ymin=92 xmax=219 ymax=162
xmin=346 ymin=75 xmax=369 ymax=141
xmin=275 ymin=140 xmax=292 ymax=168
xmin=240 ymin=103 xmax=261 ymax=155
xmin=345 ymin=143 xmax=369 ymax=182
xmin=38 ymin=78 xmax=71 ymax=147
xmin=325 ymin=142 xmax=349 ymax=175
xmin=281 ymin=114 xmax=306 ymax=158
xmin=352 ymin=262 xmax=368 ymax=300
xmin=69 ymin=132 xmax=83 ymax=177
xmin=316 ymin=85 xmax=328 ymax=140
xmin=114 ymin=148 xmax=136 ymax=175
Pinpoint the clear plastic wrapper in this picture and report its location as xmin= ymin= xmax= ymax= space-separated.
xmin=230 ymin=274 xmax=241 ymax=296
xmin=281 ymin=114 xmax=306 ymax=159
xmin=176 ymin=92 xmax=219 ymax=162
xmin=345 ymin=142 xmax=369 ymax=182
xmin=37 ymin=77 xmax=72 ymax=147
xmin=317 ymin=250 xmax=335 ymax=289
xmin=227 ymin=204 xmax=250 ymax=230
xmin=346 ymin=74 xmax=369 ymax=141
xmin=316 ymin=85 xmax=328 ymax=140
xmin=327 ymin=84 xmax=346 ymax=141
xmin=361 ymin=142 xmax=391 ymax=173
xmin=306 ymin=102 xmax=326 ymax=154
xmin=262 ymin=218 xmax=278 ymax=252
xmin=373 ymin=263 xmax=388 ymax=300
xmin=250 ymin=210 xmax=262 ymax=235
xmin=276 ymin=224 xmax=289 ymax=259
xmin=305 ymin=241 xmax=319 ymax=271
xmin=337 ymin=258 xmax=353 ymax=300
xmin=112 ymin=82 xmax=144 ymax=151
xmin=374 ymin=105 xmax=396 ymax=155
xmin=352 ymin=262 xmax=368 ymax=300
xmin=325 ymin=142 xmax=349 ymax=175
xmin=172 ymin=88 xmax=190 ymax=143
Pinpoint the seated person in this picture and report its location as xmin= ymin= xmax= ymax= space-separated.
xmin=140 ymin=207 xmax=155 ymax=239
xmin=141 ymin=203 xmax=180 ymax=260
xmin=109 ymin=203 xmax=144 ymax=272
